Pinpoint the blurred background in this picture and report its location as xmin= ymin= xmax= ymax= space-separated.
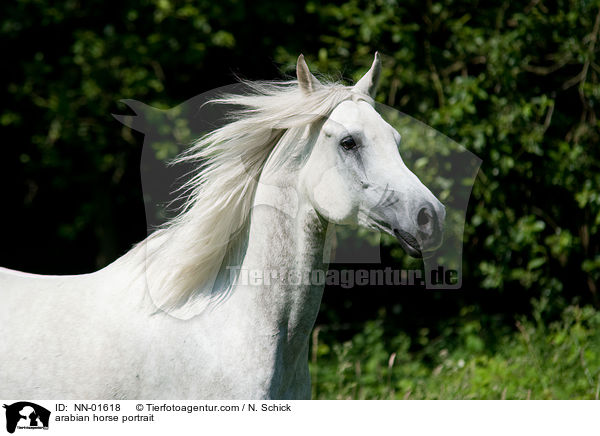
xmin=1 ymin=0 xmax=599 ymax=398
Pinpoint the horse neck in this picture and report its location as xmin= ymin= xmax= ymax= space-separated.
xmin=235 ymin=169 xmax=330 ymax=351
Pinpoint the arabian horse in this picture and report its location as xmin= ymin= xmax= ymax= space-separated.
xmin=0 ymin=53 xmax=444 ymax=399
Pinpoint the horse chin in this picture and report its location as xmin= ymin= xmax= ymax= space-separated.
xmin=393 ymin=229 xmax=422 ymax=258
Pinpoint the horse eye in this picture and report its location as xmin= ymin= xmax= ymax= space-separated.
xmin=340 ymin=136 xmax=357 ymax=150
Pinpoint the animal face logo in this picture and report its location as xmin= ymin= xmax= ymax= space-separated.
xmin=2 ymin=403 xmax=50 ymax=434
xmin=116 ymin=89 xmax=480 ymax=289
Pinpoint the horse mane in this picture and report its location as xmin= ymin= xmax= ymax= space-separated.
xmin=132 ymin=78 xmax=355 ymax=317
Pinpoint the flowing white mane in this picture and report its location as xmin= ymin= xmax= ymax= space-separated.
xmin=132 ymin=79 xmax=356 ymax=315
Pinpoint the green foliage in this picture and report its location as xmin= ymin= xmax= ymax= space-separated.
xmin=3 ymin=0 xmax=600 ymax=399
xmin=311 ymin=304 xmax=600 ymax=399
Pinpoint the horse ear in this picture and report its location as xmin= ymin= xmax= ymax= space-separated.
xmin=353 ymin=52 xmax=382 ymax=98
xmin=296 ymin=54 xmax=321 ymax=95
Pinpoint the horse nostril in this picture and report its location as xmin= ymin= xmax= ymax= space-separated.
xmin=417 ymin=207 xmax=431 ymax=227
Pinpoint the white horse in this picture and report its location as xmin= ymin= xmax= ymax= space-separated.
xmin=0 ymin=53 xmax=444 ymax=399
